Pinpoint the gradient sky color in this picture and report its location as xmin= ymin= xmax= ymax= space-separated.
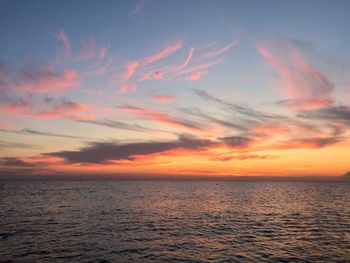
xmin=1 ymin=0 xmax=350 ymax=178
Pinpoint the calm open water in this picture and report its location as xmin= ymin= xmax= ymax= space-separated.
xmin=0 ymin=181 xmax=349 ymax=262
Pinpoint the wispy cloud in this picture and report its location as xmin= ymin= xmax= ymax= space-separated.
xmin=77 ymin=119 xmax=158 ymax=133
xmin=256 ymin=41 xmax=334 ymax=111
xmin=204 ymin=40 xmax=239 ymax=58
xmin=0 ymin=96 xmax=87 ymax=119
xmin=0 ymin=141 xmax=36 ymax=149
xmin=151 ymin=95 xmax=177 ymax=103
xmin=297 ymin=105 xmax=350 ymax=125
xmin=54 ymin=30 xmax=70 ymax=62
xmin=74 ymin=36 xmax=96 ymax=61
xmin=143 ymin=41 xmax=183 ymax=65
xmin=271 ymin=136 xmax=344 ymax=150
xmin=0 ymin=128 xmax=87 ymax=139
xmin=15 ymin=66 xmax=80 ymax=93
xmin=118 ymin=41 xmax=182 ymax=92
xmin=124 ymin=61 xmax=139 ymax=81
xmin=169 ymin=59 xmax=222 ymax=80
xmin=177 ymin=47 xmax=194 ymax=70
xmin=117 ymin=105 xmax=206 ymax=132
xmin=130 ymin=0 xmax=147 ymax=16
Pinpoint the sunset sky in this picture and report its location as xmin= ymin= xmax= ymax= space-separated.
xmin=1 ymin=0 xmax=350 ymax=178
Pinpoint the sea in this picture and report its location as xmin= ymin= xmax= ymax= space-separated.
xmin=0 ymin=181 xmax=349 ymax=262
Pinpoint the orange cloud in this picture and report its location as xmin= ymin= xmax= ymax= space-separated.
xmin=266 ymin=136 xmax=344 ymax=150
xmin=252 ymin=124 xmax=290 ymax=136
xmin=279 ymin=98 xmax=334 ymax=111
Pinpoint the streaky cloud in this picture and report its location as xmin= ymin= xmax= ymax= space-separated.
xmin=16 ymin=66 xmax=80 ymax=93
xmin=117 ymin=105 xmax=206 ymax=132
xmin=204 ymin=40 xmax=239 ymax=58
xmin=152 ymin=95 xmax=177 ymax=103
xmin=256 ymin=41 xmax=334 ymax=111
xmin=0 ymin=140 xmax=36 ymax=149
xmin=0 ymin=128 xmax=87 ymax=139
xmin=77 ymin=119 xmax=159 ymax=133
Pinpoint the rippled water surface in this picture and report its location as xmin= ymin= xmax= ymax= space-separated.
xmin=0 ymin=181 xmax=350 ymax=262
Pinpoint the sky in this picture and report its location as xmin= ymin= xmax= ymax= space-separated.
xmin=1 ymin=0 xmax=350 ymax=179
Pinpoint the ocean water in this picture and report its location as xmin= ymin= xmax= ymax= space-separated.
xmin=0 ymin=181 xmax=349 ymax=262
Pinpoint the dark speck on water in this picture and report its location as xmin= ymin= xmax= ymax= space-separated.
xmin=0 ymin=181 xmax=349 ymax=262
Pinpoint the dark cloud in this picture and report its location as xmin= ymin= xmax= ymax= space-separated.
xmin=0 ymin=128 xmax=86 ymax=139
xmin=219 ymin=136 xmax=253 ymax=148
xmin=0 ymin=157 xmax=35 ymax=167
xmin=298 ymin=106 xmax=350 ymax=124
xmin=45 ymin=135 xmax=215 ymax=164
xmin=181 ymin=107 xmax=247 ymax=131
xmin=211 ymin=154 xmax=277 ymax=162
xmin=22 ymin=128 xmax=86 ymax=139
xmin=275 ymin=136 xmax=344 ymax=149
xmin=193 ymin=89 xmax=283 ymax=121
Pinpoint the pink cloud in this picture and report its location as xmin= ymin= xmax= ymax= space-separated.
xmin=139 ymin=48 xmax=193 ymax=81
xmin=119 ymin=82 xmax=137 ymax=93
xmin=0 ymin=96 xmax=33 ymax=114
xmin=152 ymin=95 xmax=177 ymax=103
xmin=118 ymin=105 xmax=204 ymax=131
xmin=54 ymin=30 xmax=70 ymax=57
xmin=124 ymin=61 xmax=139 ymax=80
xmin=152 ymin=71 xmax=162 ymax=79
xmin=98 ymin=47 xmax=107 ymax=60
xmin=178 ymin=47 xmax=194 ymax=69
xmin=92 ymin=58 xmax=113 ymax=76
xmin=119 ymin=40 xmax=182 ymax=89
xmin=139 ymin=70 xmax=164 ymax=81
xmin=256 ymin=43 xmax=334 ymax=111
xmin=281 ymin=98 xmax=334 ymax=111
xmin=143 ymin=40 xmax=183 ymax=65
xmin=130 ymin=0 xmax=146 ymax=16
xmin=16 ymin=67 xmax=80 ymax=93
xmin=205 ymin=40 xmax=239 ymax=58
xmin=75 ymin=37 xmax=96 ymax=61
xmin=0 ymin=96 xmax=87 ymax=119
xmin=170 ymin=59 xmax=222 ymax=80
xmin=185 ymin=70 xmax=207 ymax=81
xmin=35 ymin=100 xmax=86 ymax=119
